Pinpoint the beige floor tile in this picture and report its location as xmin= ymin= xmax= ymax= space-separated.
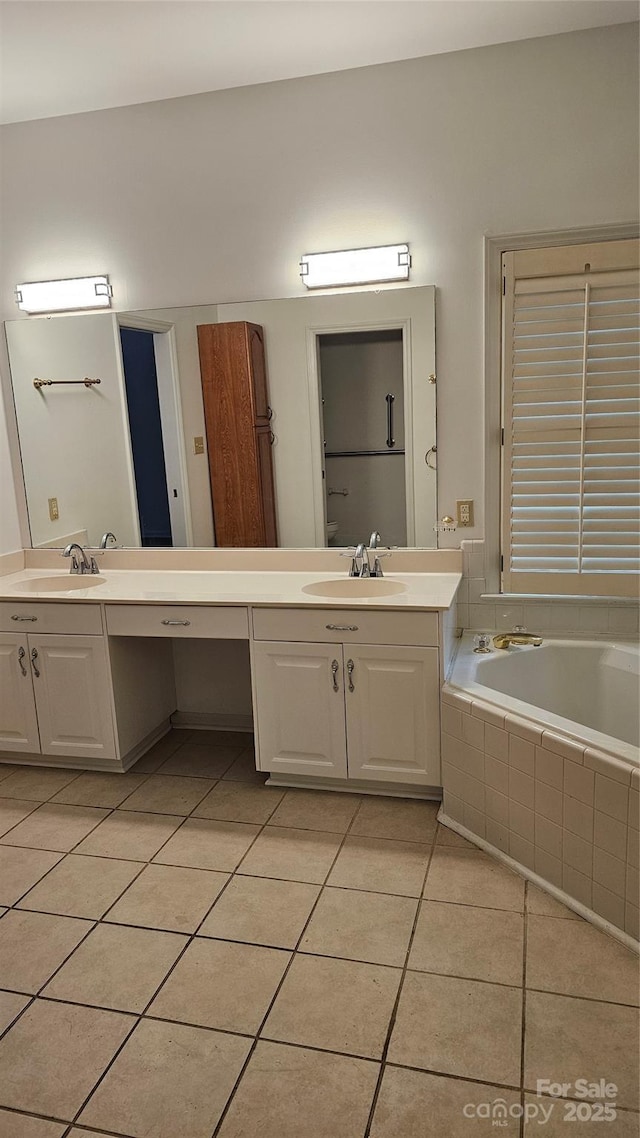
xmin=527 ymin=882 xmax=580 ymax=920
xmin=370 ymin=1066 xmax=520 ymax=1137
xmin=192 ymin=780 xmax=284 ymax=824
xmin=0 ymin=909 xmax=91 ymax=993
xmin=327 ymin=836 xmax=430 ymax=897
xmin=0 ymin=768 xmax=79 ymax=802
xmin=0 ymin=804 xmax=109 ymax=853
xmin=0 ymin=990 xmax=29 ymax=1034
xmin=106 ymin=863 xmax=229 ymax=932
xmin=523 ymin=1094 xmax=640 ymax=1136
xmin=0 ymin=999 xmax=132 ymax=1120
xmin=199 ymin=875 xmax=320 ymax=948
xmin=153 ymin=817 xmax=259 ymax=871
xmin=73 ymin=809 xmax=183 ymax=860
xmin=50 ymin=770 xmax=148 ymax=808
xmin=221 ymin=748 xmax=264 ymax=784
xmin=409 ymin=901 xmax=524 ymax=985
xmin=129 ymin=730 xmax=187 ymax=773
xmin=424 ymin=849 xmax=525 ymax=911
xmin=526 ymin=914 xmax=639 ymax=1005
xmin=43 ymin=922 xmax=188 ymax=1012
xmin=525 ymin=991 xmax=639 ymax=1110
xmin=0 ymin=1109 xmax=67 ymax=1137
xmin=150 ymin=937 xmax=290 ymax=1033
xmin=239 ymin=826 xmax=343 ymax=884
xmin=217 ymin=1040 xmax=379 ymax=1138
xmin=0 ymin=765 xmax=20 ymax=783
xmin=118 ymin=773 xmax=215 ymax=815
xmin=300 ymin=886 xmax=417 ymax=966
xmin=268 ymin=789 xmax=362 ymax=833
xmin=436 ymin=823 xmax=477 ymax=850
xmin=17 ymin=853 xmax=143 ymax=919
xmin=0 ymin=798 xmax=39 ymax=838
xmin=350 ymin=796 xmax=438 ymax=842
xmin=263 ymin=952 xmax=400 ymax=1059
xmin=0 ymin=846 xmax=62 ymax=906
xmin=158 ymin=742 xmax=242 ymax=778
xmin=79 ymin=1017 xmax=250 ymax=1138
xmin=184 ymin=729 xmax=253 ymax=749
xmin=388 ymin=971 xmax=522 ymax=1086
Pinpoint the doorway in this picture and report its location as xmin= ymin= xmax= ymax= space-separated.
xmin=119 ymin=327 xmax=173 ymax=546
xmin=318 ymin=329 xmax=407 ymax=547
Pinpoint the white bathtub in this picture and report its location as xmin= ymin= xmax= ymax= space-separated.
xmin=450 ymin=636 xmax=639 ymax=767
xmin=441 ymin=634 xmax=639 ymax=945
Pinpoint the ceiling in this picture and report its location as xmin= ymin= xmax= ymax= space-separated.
xmin=0 ymin=0 xmax=637 ymax=125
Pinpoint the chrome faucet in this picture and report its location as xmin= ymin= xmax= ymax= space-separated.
xmin=369 ymin=531 xmax=381 ymax=549
xmin=349 ymin=542 xmax=369 ymax=578
xmin=63 ymin=543 xmax=99 ymax=575
xmin=367 ymin=531 xmax=385 ymax=577
xmin=100 ymin=532 xmax=117 ymax=549
xmin=493 ymin=626 xmax=543 ymax=649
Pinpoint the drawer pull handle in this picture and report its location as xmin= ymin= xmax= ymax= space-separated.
xmin=347 ymin=658 xmax=355 ymax=692
xmin=326 ymin=624 xmax=358 ymax=632
xmin=18 ymin=647 xmax=27 ymax=676
xmin=11 ymin=615 xmax=37 ymax=622
xmin=31 ymin=648 xmax=40 ymax=678
xmin=161 ymin=619 xmax=191 ymax=627
xmin=331 ymin=659 xmax=340 ymax=692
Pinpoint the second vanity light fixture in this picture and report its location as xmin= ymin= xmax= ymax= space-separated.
xmin=300 ymin=244 xmax=411 ymax=289
xmin=15 ymin=275 xmax=113 ymax=314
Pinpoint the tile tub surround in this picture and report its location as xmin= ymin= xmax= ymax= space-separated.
xmin=440 ymin=686 xmax=640 ymax=946
xmin=0 ymin=730 xmax=637 ymax=1136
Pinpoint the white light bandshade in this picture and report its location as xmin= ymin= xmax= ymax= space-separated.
xmin=300 ymin=244 xmax=410 ymax=289
xmin=15 ymin=276 xmax=113 ymax=314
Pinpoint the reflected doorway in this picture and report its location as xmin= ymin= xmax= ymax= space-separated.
xmin=318 ymin=329 xmax=407 ymax=547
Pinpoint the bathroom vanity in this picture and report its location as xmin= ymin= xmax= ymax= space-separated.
xmin=0 ymin=550 xmax=461 ymax=796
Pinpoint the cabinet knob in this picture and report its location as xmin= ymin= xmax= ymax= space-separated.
xmin=30 ymin=648 xmax=40 ymax=678
xmin=330 ymin=659 xmax=340 ymax=692
xmin=11 ymin=614 xmax=37 ymax=622
xmin=17 ymin=646 xmax=27 ymax=676
xmin=160 ymin=619 xmax=191 ymax=627
xmin=326 ymin=624 xmax=358 ymax=632
xmin=346 ymin=659 xmax=355 ymax=692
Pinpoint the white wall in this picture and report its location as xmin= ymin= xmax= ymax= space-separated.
xmin=0 ymin=23 xmax=637 ymax=555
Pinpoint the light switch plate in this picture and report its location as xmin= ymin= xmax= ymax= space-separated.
xmin=456 ymin=499 xmax=474 ymax=527
xmin=194 ymin=436 xmax=205 ymax=455
xmin=48 ymin=497 xmax=59 ymax=521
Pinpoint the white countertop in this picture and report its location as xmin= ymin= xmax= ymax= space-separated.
xmin=0 ymin=568 xmax=462 ymax=611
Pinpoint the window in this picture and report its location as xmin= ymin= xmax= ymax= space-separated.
xmin=501 ymin=239 xmax=639 ymax=598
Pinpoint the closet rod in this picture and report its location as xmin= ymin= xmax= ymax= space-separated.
xmin=33 ymin=378 xmax=101 ymax=389
xmin=324 ymin=448 xmax=405 ymax=458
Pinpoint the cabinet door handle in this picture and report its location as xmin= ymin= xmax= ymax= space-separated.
xmin=331 ymin=659 xmax=340 ymax=692
xmin=160 ymin=619 xmax=191 ymax=627
xmin=326 ymin=624 xmax=358 ymax=632
xmin=346 ymin=658 xmax=355 ymax=692
xmin=30 ymin=648 xmax=40 ymax=678
xmin=11 ymin=614 xmax=37 ymax=622
xmin=18 ymin=647 xmax=27 ymax=676
xmin=266 ymin=405 xmax=273 ymax=421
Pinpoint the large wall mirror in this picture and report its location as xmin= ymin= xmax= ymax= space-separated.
xmin=4 ymin=286 xmax=437 ymax=549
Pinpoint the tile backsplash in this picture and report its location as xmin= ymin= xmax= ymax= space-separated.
xmin=456 ymin=540 xmax=640 ymax=638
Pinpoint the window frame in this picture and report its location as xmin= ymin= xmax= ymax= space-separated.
xmin=483 ymin=223 xmax=639 ymax=600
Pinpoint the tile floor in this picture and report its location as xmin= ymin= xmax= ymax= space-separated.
xmin=0 ymin=728 xmax=638 ymax=1138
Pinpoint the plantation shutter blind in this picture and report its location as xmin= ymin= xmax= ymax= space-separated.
xmin=502 ymin=239 xmax=640 ymax=598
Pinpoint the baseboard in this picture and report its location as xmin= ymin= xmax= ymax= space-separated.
xmin=170 ymin=711 xmax=253 ymax=733
xmin=266 ymin=773 xmax=441 ymax=800
xmin=120 ymin=719 xmax=173 ymax=771
xmin=438 ymin=810 xmax=639 ymax=955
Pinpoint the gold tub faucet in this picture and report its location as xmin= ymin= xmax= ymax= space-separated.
xmin=493 ymin=626 xmax=543 ymax=649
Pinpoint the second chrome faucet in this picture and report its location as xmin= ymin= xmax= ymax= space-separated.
xmin=349 ymin=532 xmax=386 ymax=578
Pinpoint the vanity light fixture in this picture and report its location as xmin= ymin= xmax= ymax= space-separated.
xmin=299 ymin=244 xmax=410 ymax=289
xmin=14 ymin=275 xmax=113 ymax=314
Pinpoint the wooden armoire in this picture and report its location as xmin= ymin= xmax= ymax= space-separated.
xmin=197 ymin=321 xmax=278 ymax=547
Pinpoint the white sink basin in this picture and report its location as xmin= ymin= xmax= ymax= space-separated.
xmin=11 ymin=575 xmax=106 ymax=593
xmin=302 ymin=578 xmax=406 ymax=599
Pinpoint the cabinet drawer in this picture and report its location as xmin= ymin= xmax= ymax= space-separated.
xmin=251 ymin=607 xmax=439 ymax=647
xmin=0 ymin=602 xmax=102 ymax=636
xmin=106 ymin=604 xmax=249 ymax=639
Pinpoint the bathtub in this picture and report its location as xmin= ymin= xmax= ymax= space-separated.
xmin=440 ymin=635 xmax=639 ymax=946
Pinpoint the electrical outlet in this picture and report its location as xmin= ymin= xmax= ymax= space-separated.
xmin=48 ymin=497 xmax=59 ymax=521
xmin=194 ymin=436 xmax=205 ymax=455
xmin=456 ymin=499 xmax=474 ymax=527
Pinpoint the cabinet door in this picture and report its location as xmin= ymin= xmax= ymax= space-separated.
xmin=252 ymin=641 xmax=347 ymax=778
xmin=247 ymin=324 xmax=270 ymax=422
xmin=0 ymin=633 xmax=40 ymax=753
xmin=345 ymin=645 xmax=440 ymax=785
xmin=30 ymin=635 xmax=116 ymax=761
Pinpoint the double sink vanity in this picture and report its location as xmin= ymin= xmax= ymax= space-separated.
xmin=0 ymin=549 xmax=461 ymax=797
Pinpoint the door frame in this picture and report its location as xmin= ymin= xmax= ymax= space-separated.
xmin=117 ymin=314 xmax=193 ymax=546
xmin=305 ymin=317 xmax=415 ymax=547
